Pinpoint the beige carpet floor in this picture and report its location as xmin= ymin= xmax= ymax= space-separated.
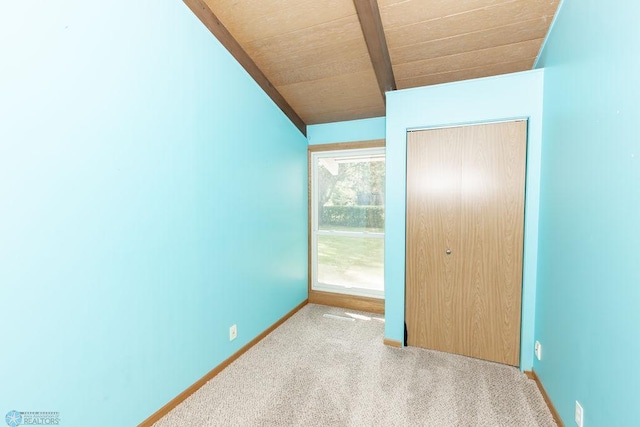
xmin=155 ymin=304 xmax=556 ymax=426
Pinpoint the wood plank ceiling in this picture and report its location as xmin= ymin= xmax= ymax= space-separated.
xmin=185 ymin=0 xmax=560 ymax=133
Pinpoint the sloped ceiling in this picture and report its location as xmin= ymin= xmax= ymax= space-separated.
xmin=185 ymin=0 xmax=560 ymax=133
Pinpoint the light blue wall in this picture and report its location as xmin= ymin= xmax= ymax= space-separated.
xmin=534 ymin=1 xmax=640 ymax=425
xmin=307 ymin=117 xmax=386 ymax=145
xmin=385 ymin=70 xmax=544 ymax=370
xmin=0 ymin=2 xmax=307 ymax=426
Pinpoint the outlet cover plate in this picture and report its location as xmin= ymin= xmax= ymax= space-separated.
xmin=575 ymin=401 xmax=583 ymax=427
xmin=229 ymin=324 xmax=237 ymax=341
xmin=535 ymin=341 xmax=542 ymax=361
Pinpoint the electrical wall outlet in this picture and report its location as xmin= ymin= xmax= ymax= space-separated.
xmin=575 ymin=401 xmax=584 ymax=427
xmin=535 ymin=341 xmax=542 ymax=360
xmin=229 ymin=324 xmax=237 ymax=341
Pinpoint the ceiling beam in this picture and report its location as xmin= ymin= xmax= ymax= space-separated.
xmin=353 ymin=0 xmax=397 ymax=102
xmin=183 ymin=0 xmax=307 ymax=136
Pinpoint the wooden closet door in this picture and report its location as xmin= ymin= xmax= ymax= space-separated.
xmin=405 ymin=121 xmax=527 ymax=366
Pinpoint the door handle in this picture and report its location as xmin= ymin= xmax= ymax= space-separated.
xmin=446 ymin=249 xmax=452 ymax=255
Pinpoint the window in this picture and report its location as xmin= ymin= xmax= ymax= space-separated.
xmin=311 ymin=146 xmax=385 ymax=299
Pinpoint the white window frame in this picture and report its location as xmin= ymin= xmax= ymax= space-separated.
xmin=310 ymin=147 xmax=385 ymax=299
